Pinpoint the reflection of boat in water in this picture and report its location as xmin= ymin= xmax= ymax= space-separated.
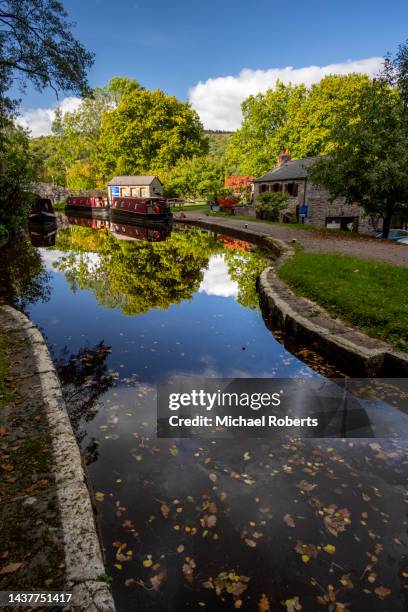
xmin=65 ymin=196 xmax=109 ymax=218
xmin=66 ymin=214 xmax=111 ymax=230
xmin=28 ymin=223 xmax=57 ymax=247
xmin=110 ymin=197 xmax=172 ymax=224
xmin=110 ymin=221 xmax=171 ymax=242
xmin=29 ymin=198 xmax=57 ymax=225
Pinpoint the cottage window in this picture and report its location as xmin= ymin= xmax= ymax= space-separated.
xmin=272 ymin=183 xmax=281 ymax=192
xmin=286 ymin=182 xmax=298 ymax=196
xmin=260 ymin=184 xmax=268 ymax=193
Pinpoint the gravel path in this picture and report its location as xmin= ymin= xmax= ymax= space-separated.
xmin=181 ymin=212 xmax=408 ymax=268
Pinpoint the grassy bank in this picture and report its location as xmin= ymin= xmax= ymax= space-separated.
xmin=278 ymin=252 xmax=408 ymax=351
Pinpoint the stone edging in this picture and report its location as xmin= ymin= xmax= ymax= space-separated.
xmin=178 ymin=215 xmax=408 ymax=376
xmin=0 ymin=305 xmax=115 ymax=611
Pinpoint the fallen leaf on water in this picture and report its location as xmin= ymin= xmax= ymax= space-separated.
xmin=283 ymin=513 xmax=295 ymax=528
xmin=169 ymin=445 xmax=178 ymax=456
xmin=258 ymin=593 xmax=271 ymax=611
xmin=244 ymin=538 xmax=256 ymax=548
xmin=209 ymin=473 xmax=217 ymax=483
xmin=182 ymin=558 xmax=196 ymax=583
xmin=234 ymin=600 xmax=243 ymax=609
xmin=143 ymin=558 xmax=153 ymax=568
xmin=243 ymin=452 xmax=250 ymax=461
xmin=323 ymin=544 xmax=336 ymax=555
xmin=160 ymin=503 xmax=170 ymax=519
xmin=340 ymin=574 xmax=354 ymax=589
xmin=283 ymin=596 xmax=302 ymax=611
xmin=177 ymin=545 xmax=184 ymax=553
xmin=0 ymin=562 xmax=24 ymax=575
xmin=95 ymin=491 xmax=105 ymax=502
xmin=301 ymin=555 xmax=310 ymax=563
xmin=150 ymin=572 xmax=165 ymax=591
xmin=297 ymin=480 xmax=317 ymax=492
xmin=374 ymin=586 xmax=391 ymax=599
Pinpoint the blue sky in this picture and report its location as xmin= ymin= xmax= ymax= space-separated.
xmin=15 ymin=0 xmax=408 ymax=134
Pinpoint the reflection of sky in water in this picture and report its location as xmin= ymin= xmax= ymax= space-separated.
xmin=199 ymin=255 xmax=238 ymax=298
xmin=31 ymin=249 xmax=315 ymax=381
xmin=24 ymin=234 xmax=408 ymax=612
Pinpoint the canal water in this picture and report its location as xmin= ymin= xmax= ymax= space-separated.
xmin=1 ymin=220 xmax=407 ymax=611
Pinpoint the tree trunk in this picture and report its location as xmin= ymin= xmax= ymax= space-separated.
xmin=382 ymin=205 xmax=394 ymax=239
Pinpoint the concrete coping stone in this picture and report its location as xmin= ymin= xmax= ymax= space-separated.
xmin=0 ymin=305 xmax=115 ymax=611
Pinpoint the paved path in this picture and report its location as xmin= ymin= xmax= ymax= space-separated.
xmin=0 ymin=306 xmax=115 ymax=610
xmin=180 ymin=212 xmax=408 ymax=268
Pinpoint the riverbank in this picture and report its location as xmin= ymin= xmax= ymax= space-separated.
xmin=0 ymin=306 xmax=115 ymax=610
xmin=177 ymin=213 xmax=408 ymax=375
xmin=180 ymin=211 xmax=408 ymax=268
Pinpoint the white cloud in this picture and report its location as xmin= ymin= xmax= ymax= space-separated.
xmin=199 ymin=255 xmax=238 ymax=298
xmin=189 ymin=57 xmax=384 ymax=131
xmin=16 ymin=96 xmax=82 ymax=137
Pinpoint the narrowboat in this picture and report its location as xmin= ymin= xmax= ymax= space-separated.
xmin=110 ymin=221 xmax=171 ymax=242
xmin=29 ymin=198 xmax=57 ymax=225
xmin=110 ymin=197 xmax=172 ymax=224
xmin=65 ymin=195 xmax=109 ymax=218
xmin=28 ymin=224 xmax=57 ymax=247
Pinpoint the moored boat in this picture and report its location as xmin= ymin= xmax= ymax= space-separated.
xmin=65 ymin=195 xmax=109 ymax=218
xmin=66 ymin=213 xmax=110 ymax=230
xmin=110 ymin=220 xmax=171 ymax=242
xmin=110 ymin=197 xmax=172 ymax=224
xmin=29 ymin=197 xmax=57 ymax=224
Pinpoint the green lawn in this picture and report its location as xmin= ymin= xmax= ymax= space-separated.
xmin=278 ymin=252 xmax=408 ymax=351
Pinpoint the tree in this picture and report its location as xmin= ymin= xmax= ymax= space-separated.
xmin=0 ymin=119 xmax=36 ymax=235
xmin=162 ymin=155 xmax=225 ymax=199
xmin=225 ymin=75 xmax=372 ymax=176
xmin=0 ymin=0 xmax=93 ymax=97
xmin=0 ymin=0 xmax=93 ymax=234
xmin=95 ymin=89 xmax=208 ymax=181
xmin=309 ymin=80 xmax=408 ymax=238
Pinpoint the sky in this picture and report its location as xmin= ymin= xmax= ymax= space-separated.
xmin=14 ymin=0 xmax=408 ymax=136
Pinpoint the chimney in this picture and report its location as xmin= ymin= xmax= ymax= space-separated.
xmin=277 ymin=148 xmax=291 ymax=165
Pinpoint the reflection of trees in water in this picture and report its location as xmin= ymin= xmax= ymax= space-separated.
xmin=0 ymin=232 xmax=51 ymax=308
xmin=54 ymin=227 xmax=222 ymax=315
xmin=55 ymin=341 xmax=115 ymax=464
xmin=223 ymin=248 xmax=268 ymax=310
xmin=54 ymin=226 xmax=269 ymax=315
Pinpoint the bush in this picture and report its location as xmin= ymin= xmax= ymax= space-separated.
xmin=255 ymin=192 xmax=289 ymax=221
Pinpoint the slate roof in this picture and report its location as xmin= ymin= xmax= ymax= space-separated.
xmin=253 ymin=156 xmax=322 ymax=183
xmin=108 ymin=175 xmax=162 ymax=186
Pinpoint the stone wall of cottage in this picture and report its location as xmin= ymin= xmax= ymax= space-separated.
xmin=254 ymin=179 xmax=379 ymax=234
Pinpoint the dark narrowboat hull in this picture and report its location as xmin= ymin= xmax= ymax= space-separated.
xmin=109 ymin=208 xmax=173 ymax=225
xmin=64 ymin=205 xmax=110 ymax=219
xmin=28 ymin=210 xmax=57 ymax=225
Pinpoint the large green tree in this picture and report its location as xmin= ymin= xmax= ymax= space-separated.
xmin=162 ymin=155 xmax=225 ymax=200
xmin=309 ymin=80 xmax=408 ymax=238
xmin=0 ymin=0 xmax=94 ymax=233
xmin=95 ymin=89 xmax=208 ymax=181
xmin=225 ymin=74 xmax=372 ymax=176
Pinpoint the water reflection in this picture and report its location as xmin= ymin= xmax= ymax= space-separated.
xmin=2 ymin=218 xmax=407 ymax=612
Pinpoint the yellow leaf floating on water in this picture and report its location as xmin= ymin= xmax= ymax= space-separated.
xmin=114 ymin=563 xmax=122 ymax=570
xmin=258 ymin=593 xmax=270 ymax=611
xmin=243 ymin=452 xmax=250 ymax=461
xmin=143 ymin=558 xmax=153 ymax=568
xmin=95 ymin=491 xmax=105 ymax=502
xmin=301 ymin=554 xmax=310 ymax=563
xmin=323 ymin=544 xmax=336 ymax=555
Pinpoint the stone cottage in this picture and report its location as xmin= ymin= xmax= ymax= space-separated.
xmin=253 ymin=154 xmax=377 ymax=233
xmin=107 ymin=176 xmax=163 ymax=203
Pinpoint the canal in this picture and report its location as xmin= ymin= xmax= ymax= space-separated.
xmin=1 ymin=219 xmax=407 ymax=611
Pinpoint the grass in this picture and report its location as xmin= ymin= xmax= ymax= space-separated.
xmin=278 ymin=252 xmax=408 ymax=351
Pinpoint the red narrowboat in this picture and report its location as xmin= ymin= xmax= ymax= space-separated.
xmin=65 ymin=195 xmax=109 ymax=218
xmin=66 ymin=214 xmax=110 ymax=230
xmin=29 ymin=197 xmax=57 ymax=224
xmin=110 ymin=221 xmax=171 ymax=242
xmin=110 ymin=197 xmax=172 ymax=224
